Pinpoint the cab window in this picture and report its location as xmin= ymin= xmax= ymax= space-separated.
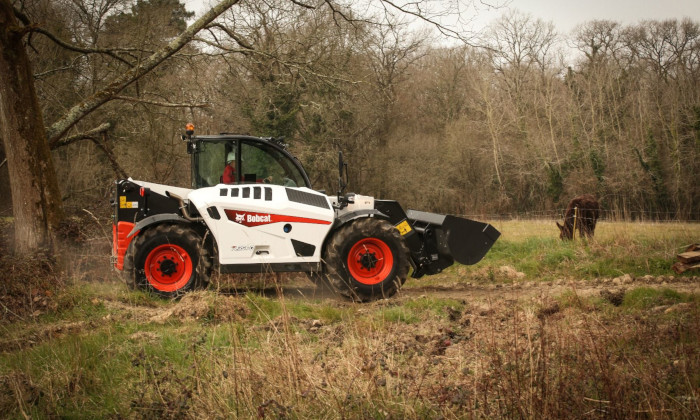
xmin=192 ymin=140 xmax=236 ymax=188
xmin=240 ymin=142 xmax=306 ymax=187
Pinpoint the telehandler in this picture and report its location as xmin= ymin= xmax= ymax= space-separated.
xmin=112 ymin=124 xmax=500 ymax=301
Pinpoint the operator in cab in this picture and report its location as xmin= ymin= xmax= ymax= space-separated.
xmin=223 ymin=151 xmax=236 ymax=184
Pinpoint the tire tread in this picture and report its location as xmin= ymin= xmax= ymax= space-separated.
xmin=127 ymin=224 xmax=211 ymax=297
xmin=323 ymin=218 xmax=409 ymax=301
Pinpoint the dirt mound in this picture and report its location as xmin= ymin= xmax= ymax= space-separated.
xmin=498 ymin=265 xmax=526 ymax=280
xmin=0 ymin=321 xmax=89 ymax=352
xmin=399 ymin=274 xmax=699 ymax=303
xmin=150 ymin=292 xmax=250 ymax=323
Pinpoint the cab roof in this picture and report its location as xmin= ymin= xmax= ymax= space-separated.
xmin=189 ymin=134 xmax=288 ymax=149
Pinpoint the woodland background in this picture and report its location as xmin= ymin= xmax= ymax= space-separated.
xmin=1 ymin=0 xmax=699 ymax=221
xmin=0 ymin=5 xmax=698 ymax=416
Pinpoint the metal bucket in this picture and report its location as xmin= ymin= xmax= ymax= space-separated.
xmin=406 ymin=210 xmax=500 ymax=275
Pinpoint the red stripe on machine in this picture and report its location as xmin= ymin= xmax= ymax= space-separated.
xmin=223 ymin=210 xmax=331 ymax=227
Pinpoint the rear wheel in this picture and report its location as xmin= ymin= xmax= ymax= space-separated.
xmin=323 ymin=218 xmax=409 ymax=301
xmin=129 ymin=224 xmax=211 ymax=297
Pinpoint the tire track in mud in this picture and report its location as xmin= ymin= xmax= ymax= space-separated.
xmin=396 ymin=278 xmax=700 ymax=302
xmin=264 ymin=273 xmax=700 ymax=302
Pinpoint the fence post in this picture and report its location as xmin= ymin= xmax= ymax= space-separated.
xmin=573 ymin=206 xmax=579 ymax=240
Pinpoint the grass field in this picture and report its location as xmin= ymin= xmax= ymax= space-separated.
xmin=0 ymin=220 xmax=698 ymax=419
xmin=407 ymin=220 xmax=699 ymax=288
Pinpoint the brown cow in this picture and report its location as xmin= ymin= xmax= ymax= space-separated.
xmin=556 ymin=195 xmax=600 ymax=240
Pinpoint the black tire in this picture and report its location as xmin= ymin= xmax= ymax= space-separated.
xmin=129 ymin=224 xmax=212 ymax=298
xmin=323 ymin=218 xmax=409 ymax=301
xmin=121 ymin=245 xmax=137 ymax=290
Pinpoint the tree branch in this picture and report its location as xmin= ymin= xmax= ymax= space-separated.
xmin=51 ymin=122 xmax=112 ymax=149
xmin=113 ymin=95 xmax=209 ymax=108
xmin=8 ymin=22 xmax=39 ymax=37
xmin=12 ymin=5 xmax=136 ymax=66
xmin=48 ymin=123 xmax=126 ymax=178
xmin=194 ymin=35 xmax=359 ymax=85
xmin=46 ymin=0 xmax=241 ymax=145
xmin=321 ymin=0 xmax=366 ymax=26
xmin=205 ymin=22 xmax=255 ymax=51
xmin=91 ymin=132 xmax=127 ymax=179
xmin=193 ymin=36 xmax=253 ymax=54
xmin=288 ymin=0 xmax=315 ymax=10
xmin=34 ymin=64 xmax=75 ymax=79
xmin=378 ymin=0 xmax=476 ymax=45
xmin=30 ymin=27 xmax=135 ymax=66
xmin=11 ymin=4 xmax=30 ymax=25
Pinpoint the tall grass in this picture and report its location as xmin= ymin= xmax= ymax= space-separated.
xmin=0 ymin=220 xmax=698 ymax=418
xmin=1 ymin=284 xmax=697 ymax=419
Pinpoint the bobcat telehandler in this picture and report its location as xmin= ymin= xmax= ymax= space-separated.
xmin=111 ymin=124 xmax=500 ymax=301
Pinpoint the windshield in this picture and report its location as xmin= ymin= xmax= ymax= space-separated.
xmin=191 ymin=139 xmax=308 ymax=189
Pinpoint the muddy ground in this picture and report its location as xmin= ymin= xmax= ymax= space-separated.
xmin=1 ymin=266 xmax=698 ymax=354
xmin=29 ymin=273 xmax=700 ymax=324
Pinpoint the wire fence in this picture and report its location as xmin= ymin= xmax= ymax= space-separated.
xmin=460 ymin=209 xmax=700 ymax=223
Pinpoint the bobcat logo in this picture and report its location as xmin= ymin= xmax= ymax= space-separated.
xmin=235 ymin=213 xmax=245 ymax=224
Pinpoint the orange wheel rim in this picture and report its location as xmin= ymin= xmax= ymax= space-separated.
xmin=144 ymin=244 xmax=193 ymax=292
xmin=347 ymin=238 xmax=393 ymax=285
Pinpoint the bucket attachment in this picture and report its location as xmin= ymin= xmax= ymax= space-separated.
xmin=406 ymin=210 xmax=500 ymax=278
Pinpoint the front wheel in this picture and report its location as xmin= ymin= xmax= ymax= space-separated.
xmin=129 ymin=224 xmax=211 ymax=297
xmin=323 ymin=218 xmax=409 ymax=301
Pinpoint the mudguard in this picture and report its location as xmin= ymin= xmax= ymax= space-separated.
xmin=128 ymin=213 xmax=189 ymax=238
xmin=333 ymin=209 xmax=387 ymax=228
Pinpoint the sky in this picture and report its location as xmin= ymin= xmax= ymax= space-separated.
xmin=476 ymin=0 xmax=700 ymax=34
xmin=184 ymin=0 xmax=700 ymax=35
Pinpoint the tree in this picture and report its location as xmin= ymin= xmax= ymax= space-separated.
xmin=0 ymin=0 xmax=239 ymax=253
xmin=0 ymin=0 xmax=64 ymax=253
xmin=2 ymin=0 xmax=489 ymax=255
xmin=488 ymin=10 xmax=562 ymax=208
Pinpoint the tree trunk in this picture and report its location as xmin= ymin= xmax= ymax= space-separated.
xmin=0 ymin=0 xmax=64 ymax=253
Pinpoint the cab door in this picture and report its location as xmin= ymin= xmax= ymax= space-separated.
xmin=187 ymin=139 xmax=332 ymax=266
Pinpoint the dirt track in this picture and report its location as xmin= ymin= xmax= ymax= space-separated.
xmin=1 ymin=274 xmax=697 ymax=355
xmin=198 ymin=273 xmax=700 ymax=309
xmin=398 ymin=276 xmax=700 ymax=301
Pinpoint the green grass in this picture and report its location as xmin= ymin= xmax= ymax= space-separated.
xmin=378 ymin=306 xmax=420 ymax=324
xmin=286 ymin=301 xmax=347 ymax=323
xmin=245 ymin=293 xmax=283 ymax=322
xmin=414 ymin=220 xmax=700 ymax=284
xmin=622 ymin=287 xmax=696 ymax=309
xmin=4 ymin=329 xmax=132 ymax=417
xmin=2 ymin=281 xmax=698 ymax=419
xmin=1 ymin=220 xmax=699 ymax=419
